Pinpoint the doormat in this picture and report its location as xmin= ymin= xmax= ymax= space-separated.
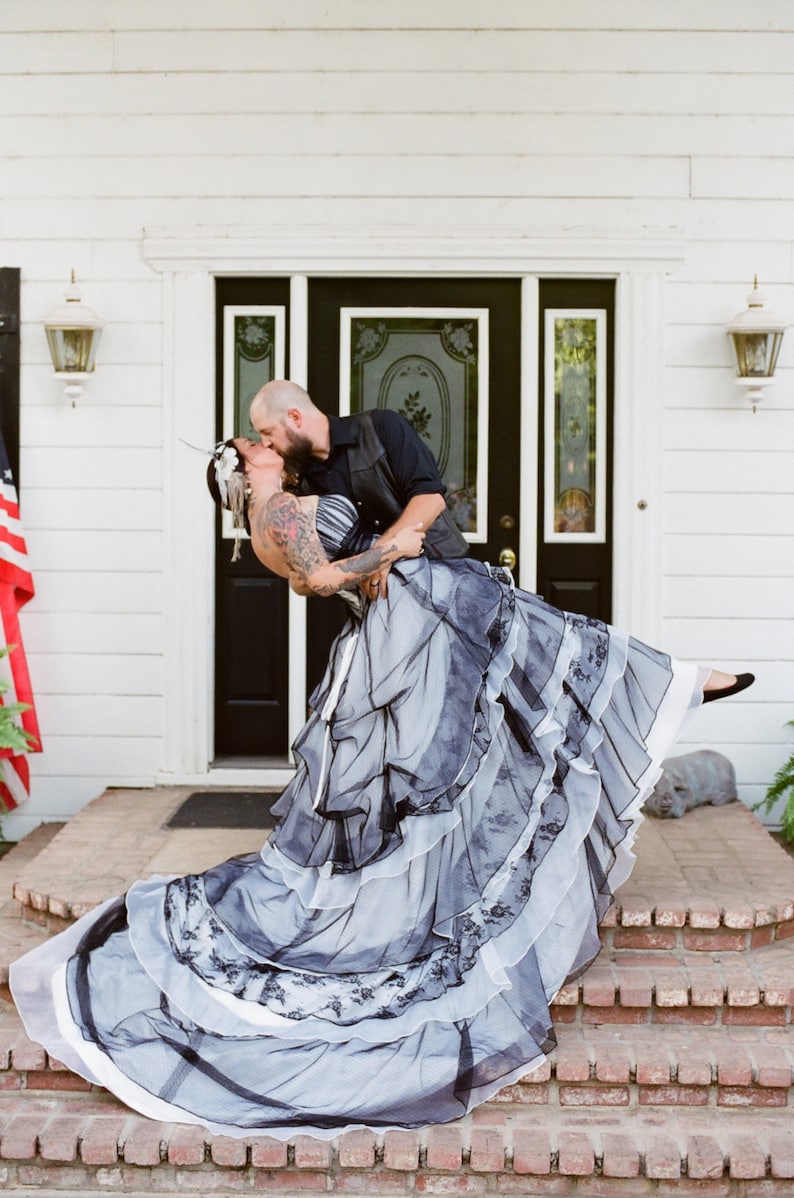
xmin=166 ymin=791 xmax=282 ymax=830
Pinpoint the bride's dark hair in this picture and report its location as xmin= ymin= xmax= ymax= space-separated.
xmin=206 ymin=439 xmax=250 ymax=560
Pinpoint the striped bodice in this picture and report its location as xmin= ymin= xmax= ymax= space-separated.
xmin=315 ymin=494 xmax=372 ymax=560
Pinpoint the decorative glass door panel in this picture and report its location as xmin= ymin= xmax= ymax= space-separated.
xmin=543 ymin=309 xmax=607 ymax=544
xmin=340 ymin=309 xmax=489 ymax=541
xmin=537 ymin=281 xmax=615 ymax=623
xmin=221 ymin=306 xmax=286 ymax=547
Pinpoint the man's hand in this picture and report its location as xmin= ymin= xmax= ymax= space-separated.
xmin=361 ymin=519 xmax=428 ymax=600
xmin=363 ymin=495 xmax=443 ymax=601
xmin=361 ymin=562 xmax=393 ymax=601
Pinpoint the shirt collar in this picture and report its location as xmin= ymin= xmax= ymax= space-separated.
xmin=302 ymin=414 xmax=356 ymax=477
xmin=327 ymin=415 xmax=356 ymax=448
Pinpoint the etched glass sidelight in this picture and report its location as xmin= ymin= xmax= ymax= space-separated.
xmin=221 ymin=306 xmax=286 ymax=544
xmin=224 ymin=308 xmax=286 ymax=438
xmin=543 ymin=310 xmax=607 ymax=544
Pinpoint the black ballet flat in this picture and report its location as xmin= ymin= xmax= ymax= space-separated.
xmin=702 ymin=672 xmax=755 ymax=703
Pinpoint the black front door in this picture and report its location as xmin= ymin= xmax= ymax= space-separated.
xmin=305 ymin=276 xmax=523 ymax=696
xmin=213 ymin=276 xmax=522 ymax=757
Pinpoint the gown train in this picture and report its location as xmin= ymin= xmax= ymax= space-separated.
xmin=11 ymin=497 xmax=702 ymax=1138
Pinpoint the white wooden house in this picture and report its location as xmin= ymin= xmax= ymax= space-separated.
xmin=1 ymin=0 xmax=792 ymax=840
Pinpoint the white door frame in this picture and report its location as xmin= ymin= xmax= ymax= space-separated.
xmin=142 ymin=227 xmax=684 ymax=785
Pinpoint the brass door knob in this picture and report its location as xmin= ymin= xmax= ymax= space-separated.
xmin=498 ymin=547 xmax=517 ymax=570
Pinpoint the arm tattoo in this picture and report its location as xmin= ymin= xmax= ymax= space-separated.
xmin=264 ymin=494 xmax=328 ymax=575
xmin=262 ymin=494 xmax=400 ymax=596
xmin=332 ymin=547 xmax=388 ymax=579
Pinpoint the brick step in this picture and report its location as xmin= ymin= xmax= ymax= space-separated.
xmin=17 ymin=892 xmax=794 ymax=955
xmin=5 ymin=811 xmax=794 ymax=1029
xmin=600 ymin=801 xmax=794 ymax=954
xmin=8 ymin=797 xmax=794 ymax=958
xmin=3 ymin=937 xmax=793 ymax=1057
xmin=4 ymin=933 xmax=794 ymax=1062
xmin=0 ymin=827 xmax=62 ymax=1005
xmin=599 ymin=898 xmax=794 ymax=954
xmin=3 ymin=1006 xmax=792 ymax=1113
xmin=496 ymin=1024 xmax=794 ymax=1111
xmin=0 ymin=1087 xmax=793 ymax=1194
xmin=550 ymin=940 xmax=794 ymax=1027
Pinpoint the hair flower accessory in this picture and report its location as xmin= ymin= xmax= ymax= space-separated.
xmin=183 ymin=437 xmax=249 ymax=563
xmin=212 ymin=441 xmax=241 ymax=507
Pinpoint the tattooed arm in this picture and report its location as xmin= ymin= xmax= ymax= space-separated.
xmin=256 ymin=493 xmax=425 ymax=597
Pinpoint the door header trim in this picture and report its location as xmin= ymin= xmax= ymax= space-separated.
xmin=143 ymin=226 xmax=685 ymax=276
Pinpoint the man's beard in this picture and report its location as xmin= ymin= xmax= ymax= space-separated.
xmin=280 ymin=430 xmax=315 ymax=477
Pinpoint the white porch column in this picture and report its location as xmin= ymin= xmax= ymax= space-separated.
xmin=160 ymin=269 xmax=216 ymax=776
xmin=287 ymin=275 xmax=308 ymax=751
xmin=612 ymin=271 xmax=666 ymax=645
xmin=519 ymin=275 xmax=539 ymax=592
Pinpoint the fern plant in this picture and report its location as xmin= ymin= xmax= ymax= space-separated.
xmin=754 ymin=721 xmax=794 ymax=844
xmin=0 ymin=647 xmax=37 ymax=752
xmin=0 ymin=645 xmax=38 ymax=838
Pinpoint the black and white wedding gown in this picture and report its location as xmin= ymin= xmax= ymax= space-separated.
xmin=11 ymin=495 xmax=702 ymax=1139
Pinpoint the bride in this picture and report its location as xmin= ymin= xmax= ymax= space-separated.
xmin=10 ymin=437 xmax=753 ymax=1139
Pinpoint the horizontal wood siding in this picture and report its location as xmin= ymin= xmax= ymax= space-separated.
xmin=1 ymin=0 xmax=792 ymax=835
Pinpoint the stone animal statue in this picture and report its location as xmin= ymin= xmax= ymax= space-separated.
xmin=643 ymin=749 xmax=737 ymax=819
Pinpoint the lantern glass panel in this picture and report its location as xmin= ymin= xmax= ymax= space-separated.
xmin=45 ymin=327 xmax=101 ymax=373
xmin=730 ymin=330 xmax=783 ymax=378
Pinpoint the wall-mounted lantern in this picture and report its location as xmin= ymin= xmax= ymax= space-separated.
xmin=726 ymin=276 xmax=786 ymax=412
xmin=43 ymin=271 xmax=104 ymax=406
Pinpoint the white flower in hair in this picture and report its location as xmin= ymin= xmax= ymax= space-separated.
xmin=212 ymin=442 xmax=240 ymax=506
xmin=181 ymin=437 xmax=247 ymax=562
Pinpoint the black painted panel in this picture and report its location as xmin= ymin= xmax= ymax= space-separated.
xmin=0 ymin=268 xmax=21 ymax=487
xmin=214 ymin=277 xmax=291 ymax=758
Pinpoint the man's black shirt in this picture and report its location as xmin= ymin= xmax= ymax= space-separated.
xmin=301 ymin=409 xmax=446 ymax=504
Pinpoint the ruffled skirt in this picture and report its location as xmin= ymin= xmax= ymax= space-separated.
xmin=10 ymin=557 xmax=701 ymax=1138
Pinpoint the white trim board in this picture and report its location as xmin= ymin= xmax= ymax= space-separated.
xmin=144 ymin=226 xmax=685 ymax=275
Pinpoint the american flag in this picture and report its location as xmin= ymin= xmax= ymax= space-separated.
xmin=0 ymin=432 xmax=40 ymax=811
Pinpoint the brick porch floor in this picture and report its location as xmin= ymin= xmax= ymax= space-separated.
xmin=0 ymin=789 xmax=793 ymax=1196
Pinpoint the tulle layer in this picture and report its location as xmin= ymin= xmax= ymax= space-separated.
xmin=10 ymin=557 xmax=701 ymax=1138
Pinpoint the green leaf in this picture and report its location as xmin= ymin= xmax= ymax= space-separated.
xmin=753 ymin=721 xmax=794 ymax=843
xmin=0 ymin=645 xmax=38 ymax=752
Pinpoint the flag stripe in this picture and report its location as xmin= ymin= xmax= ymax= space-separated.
xmin=0 ymin=757 xmax=29 ymax=810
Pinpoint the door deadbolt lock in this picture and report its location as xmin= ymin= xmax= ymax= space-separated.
xmin=498 ymin=547 xmax=517 ymax=570
xmin=498 ymin=514 xmax=516 ymax=530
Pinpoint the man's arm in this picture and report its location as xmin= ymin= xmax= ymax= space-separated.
xmin=360 ymin=411 xmax=448 ymax=600
xmin=361 ymin=493 xmax=445 ymax=601
xmin=370 ymin=409 xmax=446 ymax=501
xmin=380 ymin=493 xmax=447 ymax=538
xmin=263 ymin=494 xmax=425 ymax=597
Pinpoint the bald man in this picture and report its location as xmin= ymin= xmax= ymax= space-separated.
xmin=249 ymin=380 xmax=469 ymax=599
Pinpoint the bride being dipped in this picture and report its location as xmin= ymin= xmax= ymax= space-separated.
xmin=10 ymin=431 xmax=753 ymax=1138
